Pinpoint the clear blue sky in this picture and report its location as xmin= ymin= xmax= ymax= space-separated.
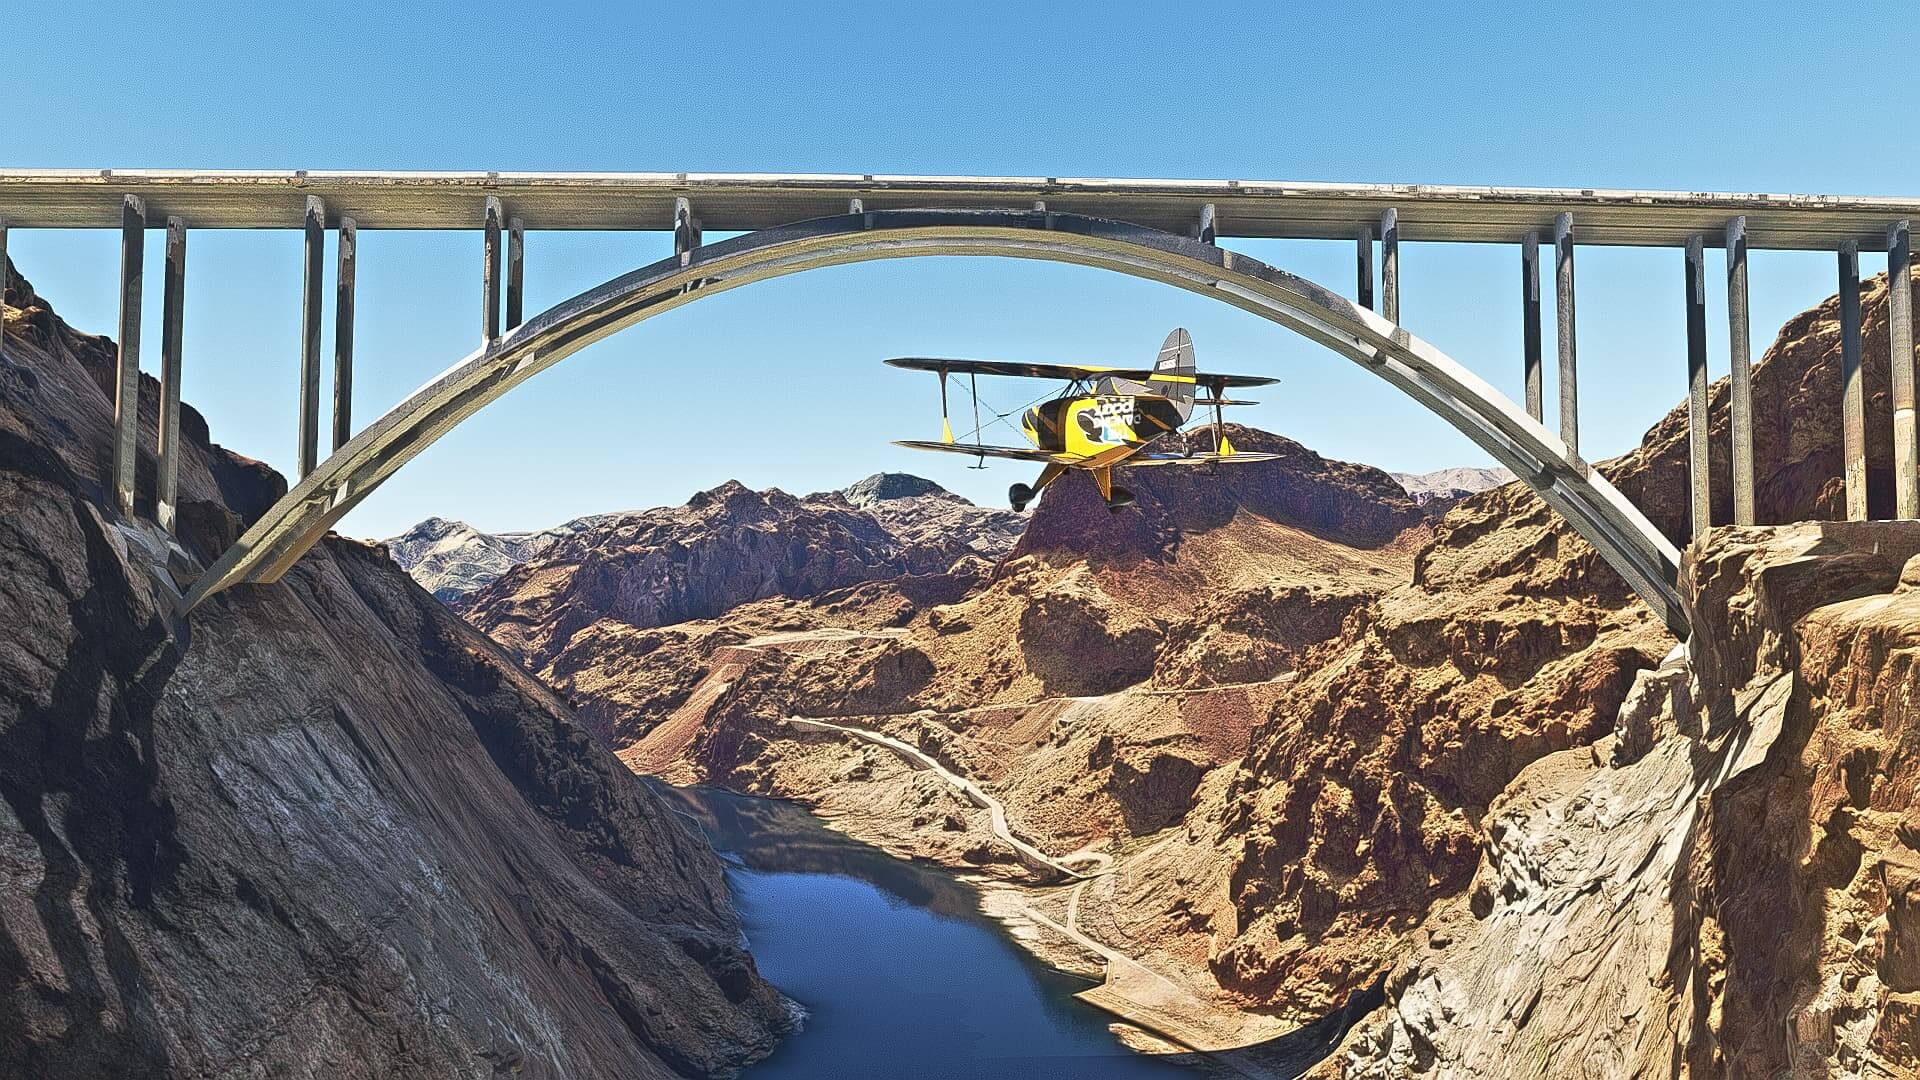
xmin=10 ymin=1 xmax=1915 ymax=537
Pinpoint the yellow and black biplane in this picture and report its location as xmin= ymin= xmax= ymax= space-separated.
xmin=888 ymin=328 xmax=1279 ymax=512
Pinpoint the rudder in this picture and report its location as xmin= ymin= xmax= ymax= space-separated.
xmin=1156 ymin=327 xmax=1196 ymax=422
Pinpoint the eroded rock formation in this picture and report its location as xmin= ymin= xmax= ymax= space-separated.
xmin=0 ymin=259 xmax=791 ymax=1078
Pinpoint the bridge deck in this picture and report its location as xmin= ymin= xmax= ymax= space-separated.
xmin=0 ymin=170 xmax=1913 ymax=248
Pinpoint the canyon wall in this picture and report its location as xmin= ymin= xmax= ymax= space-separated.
xmin=0 ymin=260 xmax=791 ymax=1078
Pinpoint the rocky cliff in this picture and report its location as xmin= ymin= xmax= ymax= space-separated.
xmin=0 ymin=258 xmax=791 ymax=1078
xmin=459 ymin=474 xmax=1024 ymax=672
xmin=1325 ymin=521 xmax=1920 ymax=1079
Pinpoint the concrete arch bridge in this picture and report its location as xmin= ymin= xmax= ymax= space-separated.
xmin=4 ymin=171 xmax=1917 ymax=640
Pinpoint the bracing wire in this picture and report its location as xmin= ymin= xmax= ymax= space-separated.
xmin=941 ymin=372 xmax=1061 ymax=446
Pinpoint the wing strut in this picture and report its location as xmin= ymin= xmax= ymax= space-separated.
xmin=1207 ymin=376 xmax=1234 ymax=456
xmin=969 ymin=372 xmax=987 ymax=468
xmin=938 ymin=366 xmax=953 ymax=444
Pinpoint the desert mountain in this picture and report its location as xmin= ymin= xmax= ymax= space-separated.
xmin=384 ymin=512 xmax=614 ymax=600
xmin=0 ymin=258 xmax=791 ymax=1078
xmin=1388 ymin=465 xmax=1513 ymax=509
xmin=453 ymin=267 xmax=1920 ymax=1075
xmin=456 ymin=473 xmax=1024 ymax=671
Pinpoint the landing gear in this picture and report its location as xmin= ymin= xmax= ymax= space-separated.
xmin=1105 ymin=485 xmax=1135 ymax=513
xmin=1009 ymin=482 xmax=1035 ymax=512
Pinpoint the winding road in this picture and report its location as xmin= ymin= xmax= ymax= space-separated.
xmin=783 ymin=714 xmax=1292 ymax=1059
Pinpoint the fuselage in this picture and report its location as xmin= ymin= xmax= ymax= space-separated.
xmin=1019 ymin=392 xmax=1185 ymax=464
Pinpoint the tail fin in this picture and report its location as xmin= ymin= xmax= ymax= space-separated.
xmin=1156 ymin=327 xmax=1197 ymax=422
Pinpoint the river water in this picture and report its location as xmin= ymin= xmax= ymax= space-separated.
xmin=655 ymin=784 xmax=1195 ymax=1079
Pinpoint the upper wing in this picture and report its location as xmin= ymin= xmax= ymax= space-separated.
xmin=886 ymin=357 xmax=1147 ymax=382
xmin=886 ymin=357 xmax=1277 ymax=390
xmin=893 ymin=439 xmax=1076 ymax=463
xmin=1122 ymin=451 xmax=1281 ymax=468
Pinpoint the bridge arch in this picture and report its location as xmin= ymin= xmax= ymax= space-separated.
xmin=180 ymin=209 xmax=1687 ymax=636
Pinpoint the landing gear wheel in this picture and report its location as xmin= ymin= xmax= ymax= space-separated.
xmin=1009 ymin=482 xmax=1035 ymax=512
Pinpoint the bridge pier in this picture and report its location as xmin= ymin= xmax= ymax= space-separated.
xmin=673 ymin=197 xmax=702 ymax=263
xmin=1555 ymin=212 xmax=1580 ymax=457
xmin=507 ymin=217 xmax=525 ymax=330
xmin=1356 ymin=224 xmax=1374 ymax=311
xmin=1684 ymin=234 xmax=1711 ymax=540
xmin=1379 ymin=208 xmax=1400 ymax=323
xmin=1726 ymin=216 xmax=1755 ymax=524
xmin=1521 ymin=232 xmax=1543 ymax=422
xmin=483 ymin=196 xmax=504 ymax=343
xmin=1840 ymin=241 xmax=1867 ymax=521
xmin=0 ymin=219 xmax=9 ymax=364
xmin=113 ymin=194 xmax=145 ymax=515
xmin=1196 ymin=203 xmax=1216 ymax=245
xmin=297 ymin=196 xmax=325 ymax=479
xmin=333 ymin=218 xmax=356 ymax=451
xmin=157 ymin=218 xmax=186 ymax=534
xmin=1890 ymin=219 xmax=1915 ymax=518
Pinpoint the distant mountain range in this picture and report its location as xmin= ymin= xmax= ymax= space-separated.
xmin=1389 ymin=465 xmax=1513 ymax=508
xmin=382 ymin=473 xmax=1024 ymax=609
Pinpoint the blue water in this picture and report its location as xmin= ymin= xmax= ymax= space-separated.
xmin=656 ymin=785 xmax=1195 ymax=1080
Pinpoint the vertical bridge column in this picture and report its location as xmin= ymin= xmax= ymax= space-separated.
xmin=1555 ymin=212 xmax=1579 ymax=458
xmin=483 ymin=196 xmax=504 ymax=343
xmin=157 ymin=218 xmax=186 ymax=534
xmin=673 ymin=197 xmax=701 ymax=263
xmin=1684 ymin=234 xmax=1711 ymax=540
xmin=0 ymin=219 xmax=9 ymax=365
xmin=1196 ymin=203 xmax=1217 ymax=245
xmin=333 ymin=218 xmax=356 ymax=451
xmin=1521 ymin=231 xmax=1543 ymax=421
xmin=1356 ymin=224 xmax=1375 ymax=311
xmin=506 ymin=216 xmax=525 ymax=330
xmin=1890 ymin=219 xmax=1916 ymax=518
xmin=1725 ymin=216 xmax=1755 ymax=524
xmin=297 ymin=196 xmax=324 ymax=479
xmin=1379 ymin=208 xmax=1400 ymax=323
xmin=113 ymin=194 xmax=146 ymax=515
xmin=1840 ymin=241 xmax=1867 ymax=520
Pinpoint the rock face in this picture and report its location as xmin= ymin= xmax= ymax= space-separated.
xmin=0 ymin=259 xmax=791 ymax=1078
xmin=1135 ymin=265 xmax=1920 ymax=1039
xmin=460 ymin=474 xmax=1024 ymax=669
xmin=383 ymin=513 xmax=611 ymax=601
xmin=1326 ymin=521 xmax=1920 ymax=1079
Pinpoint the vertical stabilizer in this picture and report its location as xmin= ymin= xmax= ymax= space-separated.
xmin=1156 ymin=327 xmax=1197 ymax=422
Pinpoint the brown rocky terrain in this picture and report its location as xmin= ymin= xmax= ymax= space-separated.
xmin=0 ymin=259 xmax=792 ymax=1077
xmin=462 ymin=422 xmax=1439 ymax=1046
xmin=449 ymin=262 xmax=1920 ymax=1073
xmin=461 ymin=473 xmax=1024 ymax=671
xmin=1323 ymin=521 xmax=1920 ymax=1079
xmin=1046 ymin=264 xmax=1920 ymax=1059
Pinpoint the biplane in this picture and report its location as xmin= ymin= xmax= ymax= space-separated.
xmin=888 ymin=328 xmax=1279 ymax=512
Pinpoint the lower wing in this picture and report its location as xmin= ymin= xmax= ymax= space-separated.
xmin=1122 ymin=451 xmax=1281 ymax=468
xmin=893 ymin=440 xmax=1080 ymax=464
